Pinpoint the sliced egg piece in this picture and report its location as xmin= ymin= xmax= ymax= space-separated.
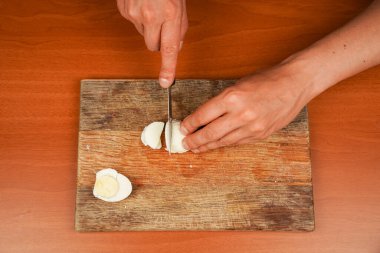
xmin=141 ymin=122 xmax=165 ymax=149
xmin=93 ymin=168 xmax=132 ymax=202
xmin=165 ymin=119 xmax=188 ymax=153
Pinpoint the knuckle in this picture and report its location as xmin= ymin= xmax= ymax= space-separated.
xmin=217 ymin=138 xmax=230 ymax=147
xmin=165 ymin=10 xmax=176 ymax=20
xmin=141 ymin=7 xmax=158 ymax=23
xmin=142 ymin=11 xmax=154 ymax=23
xmin=181 ymin=121 xmax=192 ymax=134
xmin=223 ymin=88 xmax=241 ymax=107
xmin=198 ymin=145 xmax=208 ymax=153
xmin=249 ymin=122 xmax=266 ymax=134
xmin=255 ymin=123 xmax=266 ymax=133
xmin=161 ymin=44 xmax=179 ymax=56
xmin=184 ymin=137 xmax=196 ymax=149
xmin=202 ymin=128 xmax=217 ymax=141
xmin=164 ymin=1 xmax=180 ymax=19
xmin=240 ymin=109 xmax=257 ymax=122
xmin=159 ymin=69 xmax=174 ymax=79
xmin=126 ymin=9 xmax=139 ymax=20
xmin=188 ymin=114 xmax=201 ymax=128
xmin=206 ymin=141 xmax=218 ymax=150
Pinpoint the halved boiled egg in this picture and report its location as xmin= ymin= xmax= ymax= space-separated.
xmin=141 ymin=122 xmax=165 ymax=149
xmin=165 ymin=119 xmax=188 ymax=153
xmin=93 ymin=168 xmax=132 ymax=202
xmin=141 ymin=120 xmax=188 ymax=154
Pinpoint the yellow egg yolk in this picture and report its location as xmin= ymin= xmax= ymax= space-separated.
xmin=94 ymin=175 xmax=119 ymax=198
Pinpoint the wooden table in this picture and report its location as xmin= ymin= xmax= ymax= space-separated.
xmin=0 ymin=0 xmax=379 ymax=252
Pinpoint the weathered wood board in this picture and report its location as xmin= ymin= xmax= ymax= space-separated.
xmin=75 ymin=79 xmax=314 ymax=232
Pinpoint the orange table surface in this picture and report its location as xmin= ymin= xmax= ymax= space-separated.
xmin=0 ymin=0 xmax=379 ymax=252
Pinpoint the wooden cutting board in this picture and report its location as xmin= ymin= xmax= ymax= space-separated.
xmin=75 ymin=79 xmax=314 ymax=232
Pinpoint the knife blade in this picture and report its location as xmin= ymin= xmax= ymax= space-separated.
xmin=167 ymin=81 xmax=174 ymax=154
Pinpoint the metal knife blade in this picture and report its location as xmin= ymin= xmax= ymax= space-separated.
xmin=167 ymin=81 xmax=174 ymax=154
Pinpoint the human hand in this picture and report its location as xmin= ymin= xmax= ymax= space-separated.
xmin=180 ymin=63 xmax=317 ymax=153
xmin=117 ymin=0 xmax=188 ymax=88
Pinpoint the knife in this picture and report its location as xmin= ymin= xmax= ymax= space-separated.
xmin=167 ymin=80 xmax=174 ymax=154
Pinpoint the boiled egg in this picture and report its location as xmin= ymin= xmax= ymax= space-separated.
xmin=93 ymin=168 xmax=132 ymax=202
xmin=141 ymin=121 xmax=165 ymax=149
xmin=141 ymin=120 xmax=188 ymax=153
xmin=165 ymin=119 xmax=188 ymax=153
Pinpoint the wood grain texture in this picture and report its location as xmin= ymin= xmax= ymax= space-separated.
xmin=75 ymin=79 xmax=314 ymax=231
xmin=1 ymin=0 xmax=379 ymax=252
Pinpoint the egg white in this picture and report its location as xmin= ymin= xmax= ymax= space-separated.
xmin=93 ymin=168 xmax=132 ymax=202
xmin=141 ymin=122 xmax=165 ymax=149
xmin=165 ymin=120 xmax=188 ymax=153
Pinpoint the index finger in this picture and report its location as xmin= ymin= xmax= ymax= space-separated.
xmin=159 ymin=19 xmax=182 ymax=88
xmin=180 ymin=96 xmax=227 ymax=135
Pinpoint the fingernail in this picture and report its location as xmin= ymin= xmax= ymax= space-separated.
xmin=159 ymin=78 xmax=170 ymax=88
xmin=182 ymin=139 xmax=189 ymax=150
xmin=180 ymin=125 xmax=188 ymax=135
xmin=180 ymin=41 xmax=184 ymax=50
xmin=192 ymin=149 xmax=200 ymax=153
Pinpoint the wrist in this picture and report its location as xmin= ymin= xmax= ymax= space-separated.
xmin=279 ymin=47 xmax=338 ymax=103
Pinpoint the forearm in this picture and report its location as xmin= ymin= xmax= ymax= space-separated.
xmin=181 ymin=0 xmax=380 ymax=152
xmin=286 ymin=0 xmax=380 ymax=101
